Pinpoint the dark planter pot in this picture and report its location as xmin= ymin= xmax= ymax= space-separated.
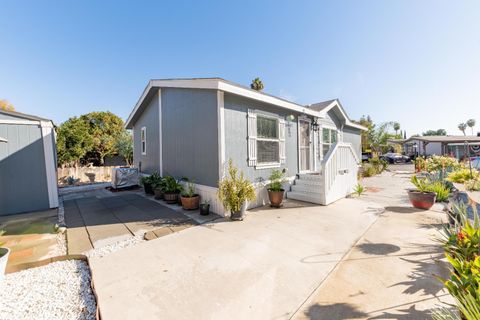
xmin=230 ymin=202 xmax=248 ymax=221
xmin=181 ymin=195 xmax=200 ymax=210
xmin=200 ymin=204 xmax=210 ymax=216
xmin=268 ymin=189 xmax=285 ymax=208
xmin=143 ymin=182 xmax=154 ymax=195
xmin=164 ymin=192 xmax=179 ymax=204
xmin=408 ymin=190 xmax=436 ymax=210
xmin=154 ymin=188 xmax=164 ymax=200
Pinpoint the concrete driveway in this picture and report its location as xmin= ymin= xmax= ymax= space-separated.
xmin=90 ymin=198 xmax=380 ymax=320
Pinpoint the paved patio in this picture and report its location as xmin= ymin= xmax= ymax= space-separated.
xmin=64 ymin=191 xmax=219 ymax=254
xmin=90 ymin=197 xmax=380 ymax=320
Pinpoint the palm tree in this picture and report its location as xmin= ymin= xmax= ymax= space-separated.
xmin=250 ymin=78 xmax=264 ymax=91
xmin=467 ymin=119 xmax=476 ymax=135
xmin=458 ymin=123 xmax=467 ymax=136
xmin=393 ymin=122 xmax=400 ymax=136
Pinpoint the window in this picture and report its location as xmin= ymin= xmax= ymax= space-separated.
xmin=256 ymin=115 xmax=279 ymax=164
xmin=141 ymin=127 xmax=147 ymax=155
xmin=322 ymin=127 xmax=338 ymax=157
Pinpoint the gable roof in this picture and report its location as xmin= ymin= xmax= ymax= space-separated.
xmin=125 ymin=78 xmax=366 ymax=131
xmin=0 ymin=109 xmax=53 ymax=122
xmin=309 ymin=99 xmax=366 ymax=130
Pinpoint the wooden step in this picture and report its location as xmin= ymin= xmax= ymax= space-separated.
xmin=286 ymin=191 xmax=323 ymax=205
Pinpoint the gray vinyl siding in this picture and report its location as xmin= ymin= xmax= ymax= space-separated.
xmin=0 ymin=123 xmax=50 ymax=215
xmin=343 ymin=127 xmax=362 ymax=159
xmin=0 ymin=113 xmax=20 ymax=120
xmin=161 ymin=88 xmax=219 ymax=187
xmin=133 ymin=92 xmax=160 ymax=174
xmin=224 ymin=93 xmax=300 ymax=183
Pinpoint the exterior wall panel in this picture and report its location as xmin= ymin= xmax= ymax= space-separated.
xmin=224 ymin=93 xmax=300 ymax=183
xmin=342 ymin=127 xmax=362 ymax=160
xmin=133 ymin=93 xmax=160 ymax=174
xmin=161 ymin=88 xmax=219 ymax=187
xmin=0 ymin=123 xmax=50 ymax=215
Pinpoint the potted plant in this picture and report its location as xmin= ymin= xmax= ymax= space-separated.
xmin=218 ymin=159 xmax=256 ymax=221
xmin=0 ymin=231 xmax=10 ymax=281
xmin=180 ymin=181 xmax=200 ymax=210
xmin=408 ymin=176 xmax=436 ymax=210
xmin=163 ymin=176 xmax=183 ymax=204
xmin=267 ymin=169 xmax=286 ymax=208
xmin=85 ymin=172 xmax=96 ymax=183
xmin=153 ymin=177 xmax=165 ymax=200
xmin=200 ymin=200 xmax=210 ymax=216
xmin=139 ymin=171 xmax=161 ymax=195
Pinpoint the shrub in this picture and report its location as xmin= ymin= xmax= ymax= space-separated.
xmin=368 ymin=157 xmax=387 ymax=174
xmin=361 ymin=163 xmax=376 ymax=177
xmin=353 ymin=184 xmax=365 ymax=196
xmin=465 ymin=179 xmax=480 ymax=191
xmin=447 ymin=169 xmax=480 ymax=184
xmin=181 ymin=181 xmax=197 ymax=197
xmin=163 ymin=176 xmax=183 ymax=193
xmin=218 ymin=159 xmax=256 ymax=213
xmin=426 ymin=155 xmax=464 ymax=173
xmin=436 ymin=203 xmax=480 ymax=318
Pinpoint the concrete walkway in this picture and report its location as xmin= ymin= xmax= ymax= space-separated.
xmin=90 ymin=198 xmax=380 ymax=320
xmin=89 ymin=165 xmax=451 ymax=319
xmin=64 ymin=192 xmax=218 ymax=254
xmin=293 ymin=166 xmax=452 ymax=320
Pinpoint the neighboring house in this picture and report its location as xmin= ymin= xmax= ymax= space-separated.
xmin=0 ymin=109 xmax=58 ymax=216
xmin=403 ymin=135 xmax=480 ymax=159
xmin=125 ymin=78 xmax=366 ymax=215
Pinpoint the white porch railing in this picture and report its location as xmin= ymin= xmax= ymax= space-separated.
xmin=321 ymin=142 xmax=360 ymax=205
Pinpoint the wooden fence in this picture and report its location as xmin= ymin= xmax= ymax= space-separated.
xmin=58 ymin=166 xmax=121 ymax=186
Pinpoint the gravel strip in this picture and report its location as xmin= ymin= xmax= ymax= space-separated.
xmin=86 ymin=235 xmax=145 ymax=259
xmin=0 ymin=260 xmax=96 ymax=320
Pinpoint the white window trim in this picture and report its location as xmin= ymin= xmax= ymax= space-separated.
xmin=141 ymin=126 xmax=147 ymax=155
xmin=256 ymin=113 xmax=281 ymax=167
xmin=320 ymin=125 xmax=340 ymax=160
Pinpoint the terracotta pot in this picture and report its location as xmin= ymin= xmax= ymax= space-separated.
xmin=181 ymin=195 xmax=200 ymax=210
xmin=230 ymin=202 xmax=248 ymax=221
xmin=154 ymin=188 xmax=164 ymax=200
xmin=408 ymin=190 xmax=436 ymax=210
xmin=164 ymin=192 xmax=179 ymax=204
xmin=200 ymin=203 xmax=210 ymax=216
xmin=268 ymin=189 xmax=285 ymax=208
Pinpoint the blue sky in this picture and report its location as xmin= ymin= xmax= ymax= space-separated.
xmin=1 ymin=0 xmax=479 ymax=136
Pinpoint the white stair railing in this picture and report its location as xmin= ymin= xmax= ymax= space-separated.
xmin=321 ymin=142 xmax=360 ymax=205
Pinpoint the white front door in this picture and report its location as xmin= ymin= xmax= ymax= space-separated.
xmin=299 ymin=119 xmax=311 ymax=172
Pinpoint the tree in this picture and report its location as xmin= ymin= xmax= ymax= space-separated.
xmin=250 ymin=77 xmax=264 ymax=91
xmin=0 ymin=99 xmax=15 ymax=111
xmin=115 ymin=131 xmax=133 ymax=166
xmin=422 ymin=129 xmax=447 ymax=136
xmin=367 ymin=122 xmax=394 ymax=155
xmin=356 ymin=115 xmax=374 ymax=152
xmin=393 ymin=122 xmax=400 ymax=136
xmin=80 ymin=111 xmax=125 ymax=165
xmin=56 ymin=117 xmax=93 ymax=167
xmin=458 ymin=123 xmax=467 ymax=136
xmin=467 ymin=119 xmax=476 ymax=135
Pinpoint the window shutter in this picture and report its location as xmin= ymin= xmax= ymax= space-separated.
xmin=247 ymin=109 xmax=257 ymax=166
xmin=279 ymin=119 xmax=286 ymax=164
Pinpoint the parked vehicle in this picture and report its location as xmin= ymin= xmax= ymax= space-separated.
xmin=470 ymin=157 xmax=480 ymax=171
xmin=267 ymin=169 xmax=286 ymax=208
xmin=180 ymin=181 xmax=200 ymax=210
xmin=218 ymin=160 xmax=256 ymax=221
xmin=361 ymin=152 xmax=372 ymax=162
xmin=380 ymin=152 xmax=411 ymax=164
